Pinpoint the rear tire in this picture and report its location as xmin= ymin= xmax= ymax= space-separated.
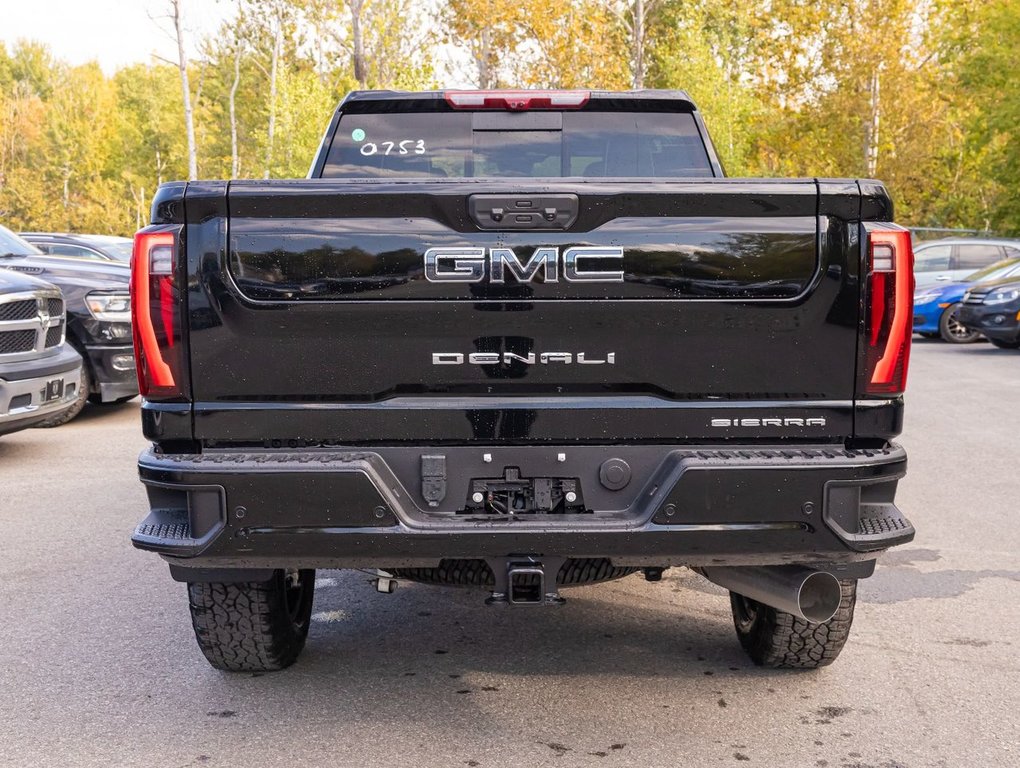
xmin=187 ymin=568 xmax=315 ymax=672
xmin=729 ymin=579 xmax=857 ymax=668
xmin=989 ymin=338 xmax=1020 ymax=350
xmin=939 ymin=303 xmax=980 ymax=343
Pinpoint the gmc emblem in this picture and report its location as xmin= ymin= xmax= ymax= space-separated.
xmin=423 ymin=246 xmax=625 ymax=283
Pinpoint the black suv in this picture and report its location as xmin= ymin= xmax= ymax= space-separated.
xmin=0 ymin=268 xmax=83 ymax=435
xmin=959 ymin=277 xmax=1020 ymax=349
xmin=0 ymin=225 xmax=136 ymax=423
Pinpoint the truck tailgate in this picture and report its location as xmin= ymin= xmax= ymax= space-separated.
xmin=184 ymin=179 xmax=862 ymax=444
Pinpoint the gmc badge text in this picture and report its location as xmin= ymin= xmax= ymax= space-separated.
xmin=130 ymin=89 xmax=914 ymax=674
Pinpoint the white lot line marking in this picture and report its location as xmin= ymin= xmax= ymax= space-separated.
xmin=314 ymin=577 xmax=338 ymax=588
xmin=311 ymin=610 xmax=350 ymax=623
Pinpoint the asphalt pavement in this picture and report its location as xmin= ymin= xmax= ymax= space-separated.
xmin=1 ymin=339 xmax=1018 ymax=768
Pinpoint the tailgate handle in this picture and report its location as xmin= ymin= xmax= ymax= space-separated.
xmin=469 ymin=194 xmax=578 ymax=230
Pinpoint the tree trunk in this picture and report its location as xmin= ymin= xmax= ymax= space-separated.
xmin=171 ymin=0 xmax=198 ymax=181
xmin=632 ymin=0 xmax=645 ymax=89
xmin=230 ymin=33 xmax=242 ymax=178
xmin=264 ymin=16 xmax=282 ymax=179
xmin=864 ymin=70 xmax=880 ymax=177
xmin=348 ymin=0 xmax=367 ymax=88
xmin=476 ymin=26 xmax=492 ymax=89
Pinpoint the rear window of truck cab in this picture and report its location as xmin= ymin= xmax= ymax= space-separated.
xmin=322 ymin=110 xmax=714 ymax=179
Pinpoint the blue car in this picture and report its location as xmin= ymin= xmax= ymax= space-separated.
xmin=913 ymin=258 xmax=1020 ymax=342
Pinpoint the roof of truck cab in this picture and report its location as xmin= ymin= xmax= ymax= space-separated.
xmin=340 ymin=89 xmax=697 ymax=108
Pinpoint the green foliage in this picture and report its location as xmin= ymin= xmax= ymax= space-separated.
xmin=955 ymin=0 xmax=1020 ymax=233
xmin=648 ymin=1 xmax=767 ymax=175
xmin=0 ymin=0 xmax=1016 ymax=234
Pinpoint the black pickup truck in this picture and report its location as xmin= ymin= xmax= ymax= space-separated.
xmin=131 ymin=90 xmax=915 ymax=673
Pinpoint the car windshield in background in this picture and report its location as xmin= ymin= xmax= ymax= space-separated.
xmin=0 ymin=225 xmax=43 ymax=256
xmin=965 ymin=258 xmax=1020 ymax=282
xmin=323 ymin=110 xmax=713 ymax=178
xmin=92 ymin=240 xmax=133 ymax=261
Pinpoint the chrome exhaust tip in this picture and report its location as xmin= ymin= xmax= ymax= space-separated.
xmin=701 ymin=566 xmax=842 ymax=624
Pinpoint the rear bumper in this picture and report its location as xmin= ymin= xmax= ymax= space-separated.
xmin=134 ymin=443 xmax=913 ymax=575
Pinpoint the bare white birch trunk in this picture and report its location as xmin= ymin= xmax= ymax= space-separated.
xmin=230 ymin=35 xmax=242 ymax=178
xmin=264 ymin=17 xmax=282 ymax=179
xmin=171 ymin=0 xmax=198 ymax=180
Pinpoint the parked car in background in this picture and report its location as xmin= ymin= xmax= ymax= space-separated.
xmin=914 ymin=257 xmax=1020 ymax=343
xmin=19 ymin=232 xmax=133 ymax=262
xmin=0 ymin=267 xmax=83 ymax=435
xmin=0 ymin=225 xmax=136 ymax=424
xmin=958 ymin=277 xmax=1020 ymax=349
xmin=913 ymin=238 xmax=1020 ymax=288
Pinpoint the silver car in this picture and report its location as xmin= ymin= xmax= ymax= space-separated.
xmin=913 ymin=238 xmax=1020 ymax=288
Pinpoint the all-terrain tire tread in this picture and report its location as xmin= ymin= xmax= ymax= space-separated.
xmin=732 ymin=580 xmax=857 ymax=669
xmin=187 ymin=571 xmax=313 ymax=673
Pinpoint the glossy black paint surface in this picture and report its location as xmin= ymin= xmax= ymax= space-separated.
xmin=228 ymin=213 xmax=818 ymax=301
xmin=141 ymin=94 xmax=904 ymax=449
xmin=160 ymin=176 xmax=898 ymax=445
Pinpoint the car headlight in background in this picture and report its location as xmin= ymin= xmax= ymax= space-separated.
xmin=85 ymin=292 xmax=131 ymax=323
xmin=983 ymin=287 xmax=1020 ymax=305
xmin=110 ymin=353 xmax=135 ymax=371
xmin=913 ymin=290 xmax=943 ymax=304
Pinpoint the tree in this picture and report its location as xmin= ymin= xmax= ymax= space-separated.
xmin=956 ymin=0 xmax=1020 ymax=233
xmin=648 ymin=1 xmax=766 ymax=173
xmin=611 ymin=0 xmax=662 ymax=89
xmin=346 ymin=0 xmax=368 ymax=87
xmin=229 ymin=7 xmax=246 ymax=178
xmin=0 ymin=0 xmax=1012 ymax=234
xmin=169 ymin=0 xmax=198 ymax=180
xmin=511 ymin=0 xmax=629 ymax=89
xmin=442 ymin=0 xmax=521 ymax=88
xmin=113 ymin=62 xmax=188 ymax=223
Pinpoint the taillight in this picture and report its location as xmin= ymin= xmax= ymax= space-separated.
xmin=862 ymin=226 xmax=914 ymax=396
xmin=131 ymin=229 xmax=187 ymax=400
xmin=444 ymin=90 xmax=590 ymax=111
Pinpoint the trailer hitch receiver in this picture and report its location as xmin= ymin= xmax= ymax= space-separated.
xmin=485 ymin=557 xmax=566 ymax=607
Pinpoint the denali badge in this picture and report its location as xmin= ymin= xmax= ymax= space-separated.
xmin=711 ymin=417 xmax=827 ymax=427
xmin=424 ymin=246 xmax=624 ymax=283
xmin=434 ymin=352 xmax=616 ymax=365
